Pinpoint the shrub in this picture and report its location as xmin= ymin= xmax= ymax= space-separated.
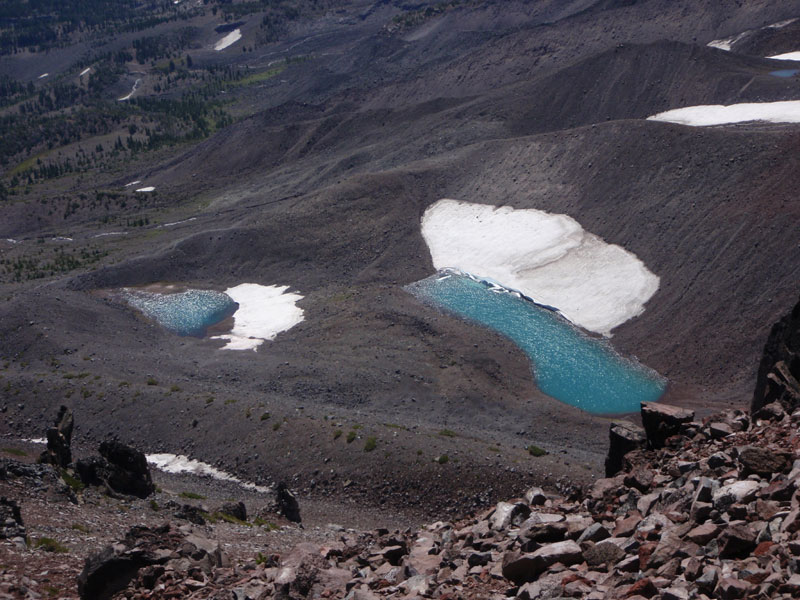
xmin=527 ymin=445 xmax=547 ymax=457
xmin=146 ymin=377 xmax=158 ymax=385
xmin=34 ymin=537 xmax=68 ymax=553
xmin=179 ymin=491 xmax=205 ymax=500
xmin=346 ymin=431 xmax=356 ymax=443
xmin=333 ymin=429 xmax=342 ymax=440
xmin=437 ymin=454 xmax=449 ymax=464
xmin=260 ymin=412 xmax=271 ymax=421
xmin=254 ymin=517 xmax=279 ymax=530
xmin=60 ymin=469 xmax=85 ymax=492
xmin=364 ymin=437 xmax=377 ymax=452
xmin=438 ymin=429 xmax=456 ymax=437
xmin=1 ymin=447 xmax=26 ymax=457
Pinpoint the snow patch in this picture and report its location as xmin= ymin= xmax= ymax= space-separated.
xmin=92 ymin=231 xmax=128 ymax=238
xmin=214 ymin=29 xmax=242 ymax=51
xmin=767 ymin=18 xmax=798 ymax=29
xmin=124 ymin=180 xmax=141 ymax=187
xmin=5 ymin=239 xmax=19 ymax=244
xmin=37 ymin=73 xmax=49 ymax=79
xmin=211 ymin=283 xmax=304 ymax=351
xmin=51 ymin=237 xmax=73 ymax=242
xmin=707 ymin=32 xmax=747 ymax=51
xmin=159 ymin=217 xmax=197 ymax=228
xmin=118 ymin=78 xmax=141 ymax=102
xmin=21 ymin=438 xmax=46 ymax=444
xmin=768 ymin=51 xmax=800 ymax=61
xmin=79 ymin=67 xmax=91 ymax=77
xmin=135 ymin=186 xmax=156 ymax=192
xmin=648 ymin=101 xmax=800 ymax=126
xmin=420 ymin=199 xmax=660 ymax=336
xmin=146 ymin=453 xmax=271 ymax=493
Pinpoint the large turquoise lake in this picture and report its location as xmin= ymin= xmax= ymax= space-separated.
xmin=408 ymin=272 xmax=665 ymax=414
xmin=122 ymin=289 xmax=238 ymax=337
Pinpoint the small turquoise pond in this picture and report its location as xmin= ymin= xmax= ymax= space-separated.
xmin=408 ymin=272 xmax=666 ymax=414
xmin=122 ymin=289 xmax=238 ymax=337
xmin=770 ymin=69 xmax=799 ymax=78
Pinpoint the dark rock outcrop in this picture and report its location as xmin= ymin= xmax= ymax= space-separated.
xmin=641 ymin=402 xmax=695 ymax=449
xmin=38 ymin=405 xmax=73 ymax=469
xmin=605 ymin=420 xmax=646 ymax=476
xmin=0 ymin=497 xmax=25 ymax=539
xmin=273 ymin=482 xmax=301 ymax=523
xmin=752 ymin=295 xmax=800 ymax=414
xmin=75 ymin=441 xmax=155 ymax=498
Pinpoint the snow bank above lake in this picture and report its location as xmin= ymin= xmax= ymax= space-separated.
xmin=214 ymin=29 xmax=242 ymax=51
xmin=647 ymin=101 xmax=800 ymax=126
xmin=212 ymin=283 xmax=304 ymax=351
xmin=420 ymin=199 xmax=660 ymax=336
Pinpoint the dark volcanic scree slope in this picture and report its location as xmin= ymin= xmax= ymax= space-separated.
xmin=1 ymin=0 xmax=800 ymax=512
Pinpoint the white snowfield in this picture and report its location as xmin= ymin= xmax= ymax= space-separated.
xmin=648 ymin=101 xmax=800 ymax=127
xmin=212 ymin=283 xmax=304 ymax=351
xmin=768 ymin=51 xmax=800 ymax=61
xmin=421 ymin=199 xmax=660 ymax=336
xmin=135 ymin=186 xmax=156 ymax=192
xmin=146 ymin=453 xmax=270 ymax=493
xmin=214 ymin=29 xmax=242 ymax=51
xmin=708 ymin=19 xmax=797 ymax=52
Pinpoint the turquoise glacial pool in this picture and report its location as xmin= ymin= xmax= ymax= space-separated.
xmin=770 ymin=69 xmax=800 ymax=78
xmin=408 ymin=272 xmax=665 ymax=414
xmin=122 ymin=289 xmax=238 ymax=337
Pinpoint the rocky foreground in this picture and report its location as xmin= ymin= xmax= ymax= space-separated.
xmin=66 ymin=399 xmax=800 ymax=600
xmin=2 ymin=297 xmax=799 ymax=599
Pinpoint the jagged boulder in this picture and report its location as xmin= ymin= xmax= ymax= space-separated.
xmin=75 ymin=440 xmax=155 ymax=498
xmin=752 ymin=295 xmax=800 ymax=414
xmin=737 ymin=445 xmax=790 ymax=477
xmin=605 ymin=420 xmax=647 ymax=476
xmin=77 ymin=524 xmax=226 ymax=600
xmin=641 ymin=402 xmax=695 ymax=449
xmin=38 ymin=405 xmax=73 ymax=468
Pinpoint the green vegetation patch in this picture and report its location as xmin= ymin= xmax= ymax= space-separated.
xmin=61 ymin=469 xmax=85 ymax=492
xmin=34 ymin=537 xmax=68 ymax=553
xmin=363 ymin=437 xmax=377 ymax=452
xmin=1 ymin=447 xmax=26 ymax=456
xmin=179 ymin=491 xmax=205 ymax=500
xmin=253 ymin=517 xmax=279 ymax=530
xmin=526 ymin=445 xmax=548 ymax=457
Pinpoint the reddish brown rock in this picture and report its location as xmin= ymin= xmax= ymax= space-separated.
xmin=624 ymin=577 xmax=658 ymax=598
xmin=686 ymin=523 xmax=720 ymax=545
xmin=718 ymin=524 xmax=757 ymax=559
xmin=737 ymin=445 xmax=790 ymax=477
